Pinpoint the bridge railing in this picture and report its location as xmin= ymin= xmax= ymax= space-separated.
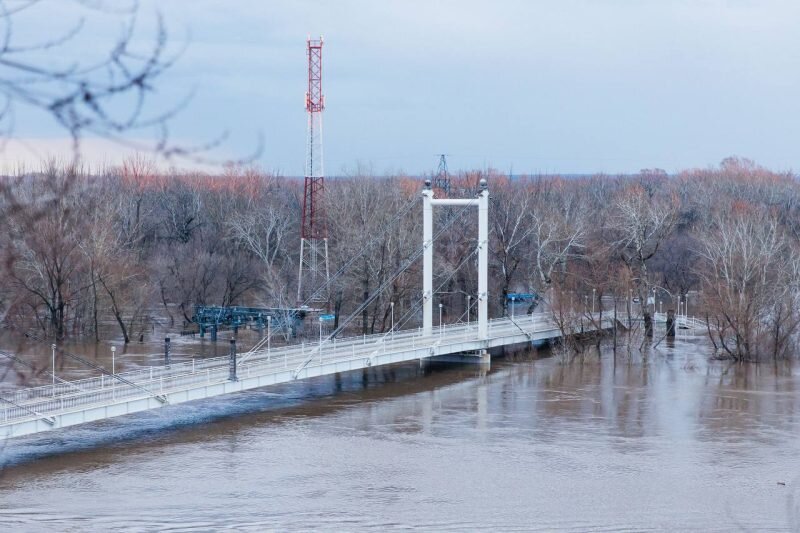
xmin=6 ymin=314 xmax=560 ymax=405
xmin=2 ymin=314 xmax=573 ymax=426
xmin=2 ymin=340 xmax=341 ymax=425
xmin=8 ymin=314 xmax=559 ymax=403
xmin=6 ymin=341 xmax=313 ymax=407
xmin=651 ymin=312 xmax=706 ymax=331
xmin=1 ymin=363 xmax=236 ymax=424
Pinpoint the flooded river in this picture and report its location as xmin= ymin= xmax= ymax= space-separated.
xmin=1 ymin=333 xmax=799 ymax=531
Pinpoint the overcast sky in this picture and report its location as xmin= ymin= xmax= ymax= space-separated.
xmin=6 ymin=0 xmax=800 ymax=175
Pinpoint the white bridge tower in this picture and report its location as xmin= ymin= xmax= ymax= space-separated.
xmin=422 ymin=178 xmax=489 ymax=340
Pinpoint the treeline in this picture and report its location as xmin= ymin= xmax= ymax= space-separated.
xmin=1 ymin=156 xmax=799 ymax=362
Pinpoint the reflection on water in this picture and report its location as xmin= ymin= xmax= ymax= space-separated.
xmin=1 ymin=335 xmax=800 ymax=531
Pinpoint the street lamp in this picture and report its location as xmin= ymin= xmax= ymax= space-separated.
xmin=51 ymin=343 xmax=56 ymax=396
xmin=628 ymin=288 xmax=633 ymax=327
xmin=267 ymin=315 xmax=271 ymax=359
xmin=659 ymin=300 xmax=662 ymax=314
xmin=390 ymin=301 xmax=395 ymax=340
xmin=319 ymin=317 xmax=323 ymax=350
xmin=439 ymin=303 xmax=443 ymax=336
xmin=584 ymin=295 xmax=588 ymax=313
xmin=652 ymin=287 xmax=657 ymax=314
xmin=111 ymin=345 xmax=116 ymax=399
xmin=592 ymin=288 xmax=596 ymax=314
xmin=466 ymin=295 xmax=471 ymax=324
xmin=510 ymin=295 xmax=516 ymax=319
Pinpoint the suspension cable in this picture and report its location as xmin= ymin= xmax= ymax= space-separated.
xmin=0 ymin=325 xmax=167 ymax=403
xmin=391 ymin=241 xmax=481 ymax=334
xmin=0 ymin=350 xmax=85 ymax=392
xmin=305 ymin=194 xmax=420 ymax=305
xmin=0 ymin=395 xmax=55 ymax=425
xmin=291 ymin=196 xmax=479 ymax=375
xmin=242 ymin=194 xmax=420 ymax=359
xmin=329 ymin=196 xmax=477 ymax=340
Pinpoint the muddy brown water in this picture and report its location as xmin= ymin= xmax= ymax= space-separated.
xmin=1 ymin=332 xmax=799 ymax=531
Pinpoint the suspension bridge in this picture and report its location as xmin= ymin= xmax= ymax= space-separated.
xmin=1 ymin=313 xmax=618 ymax=438
xmin=1 ymin=179 xmax=623 ymax=439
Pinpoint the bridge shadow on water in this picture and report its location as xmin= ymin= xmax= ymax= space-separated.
xmin=0 ymin=350 xmax=532 ymax=472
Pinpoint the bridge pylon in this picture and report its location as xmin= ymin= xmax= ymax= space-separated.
xmin=422 ymin=178 xmax=489 ymax=340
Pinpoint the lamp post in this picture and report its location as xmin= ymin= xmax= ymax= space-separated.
xmin=466 ymin=295 xmax=471 ymax=324
xmin=319 ymin=317 xmax=323 ymax=350
xmin=592 ymin=288 xmax=596 ymax=314
xmin=390 ymin=301 xmax=395 ymax=340
xmin=111 ymin=345 xmax=116 ymax=399
xmin=51 ymin=343 xmax=56 ymax=397
xmin=511 ymin=295 xmax=515 ymax=319
xmin=652 ymin=287 xmax=657 ymax=314
xmin=628 ymin=288 xmax=633 ymax=327
xmin=584 ymin=295 xmax=588 ymax=313
xmin=439 ymin=303 xmax=443 ymax=337
xmin=659 ymin=301 xmax=662 ymax=314
xmin=267 ymin=315 xmax=271 ymax=358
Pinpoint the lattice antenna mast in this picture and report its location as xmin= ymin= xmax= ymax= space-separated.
xmin=298 ymin=36 xmax=330 ymax=304
xmin=432 ymin=154 xmax=450 ymax=196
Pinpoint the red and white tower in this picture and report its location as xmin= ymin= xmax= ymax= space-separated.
xmin=297 ymin=36 xmax=330 ymax=304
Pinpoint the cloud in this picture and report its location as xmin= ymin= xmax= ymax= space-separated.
xmin=5 ymin=0 xmax=800 ymax=174
xmin=0 ymin=138 xmax=221 ymax=174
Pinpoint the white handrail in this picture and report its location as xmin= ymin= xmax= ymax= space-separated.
xmin=0 ymin=315 xmax=610 ymax=427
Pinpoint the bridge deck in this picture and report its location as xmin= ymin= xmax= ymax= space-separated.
xmin=1 ymin=314 xmax=613 ymax=439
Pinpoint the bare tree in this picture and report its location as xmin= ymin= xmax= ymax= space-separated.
xmin=226 ymin=170 xmax=297 ymax=301
xmin=696 ymin=203 xmax=794 ymax=361
xmin=525 ymin=179 xmax=589 ymax=302
xmin=0 ymin=1 xmax=193 ymax=162
xmin=490 ymin=177 xmax=534 ymax=314
xmin=81 ymin=194 xmax=149 ymax=343
xmin=611 ymin=181 xmax=678 ymax=335
xmin=0 ymin=1 xmax=258 ymax=347
xmin=5 ymin=165 xmax=89 ymax=338
xmin=326 ymin=172 xmax=418 ymax=335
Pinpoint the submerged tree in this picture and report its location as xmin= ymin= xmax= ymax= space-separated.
xmin=611 ymin=181 xmax=678 ymax=336
xmin=696 ymin=202 xmax=800 ymax=361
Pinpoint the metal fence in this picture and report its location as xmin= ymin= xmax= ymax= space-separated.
xmin=1 ymin=314 xmax=578 ymax=427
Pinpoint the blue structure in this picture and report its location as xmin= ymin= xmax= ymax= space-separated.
xmin=506 ymin=292 xmax=540 ymax=314
xmin=506 ymin=292 xmax=537 ymax=302
xmin=192 ymin=306 xmax=308 ymax=339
